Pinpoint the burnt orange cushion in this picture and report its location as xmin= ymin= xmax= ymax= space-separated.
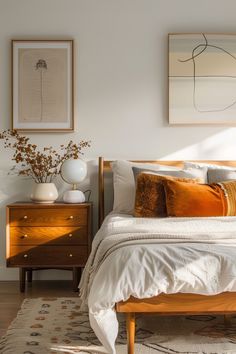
xmin=134 ymin=173 xmax=200 ymax=217
xmin=163 ymin=179 xmax=228 ymax=217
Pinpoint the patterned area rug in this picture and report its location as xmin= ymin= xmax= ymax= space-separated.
xmin=1 ymin=298 xmax=236 ymax=353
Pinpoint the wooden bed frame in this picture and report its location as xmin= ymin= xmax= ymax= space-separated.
xmin=98 ymin=157 xmax=236 ymax=354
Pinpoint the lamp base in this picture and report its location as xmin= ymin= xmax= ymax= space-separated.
xmin=63 ymin=190 xmax=86 ymax=204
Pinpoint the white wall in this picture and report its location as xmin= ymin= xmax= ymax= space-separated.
xmin=1 ymin=0 xmax=236 ymax=280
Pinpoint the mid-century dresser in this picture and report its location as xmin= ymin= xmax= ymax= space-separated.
xmin=6 ymin=202 xmax=92 ymax=292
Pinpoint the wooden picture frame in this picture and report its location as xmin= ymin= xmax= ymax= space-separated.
xmin=12 ymin=39 xmax=74 ymax=132
xmin=169 ymin=33 xmax=236 ymax=125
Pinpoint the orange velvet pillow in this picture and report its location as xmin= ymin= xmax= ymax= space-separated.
xmin=163 ymin=179 xmax=236 ymax=217
xmin=134 ymin=173 xmax=200 ymax=217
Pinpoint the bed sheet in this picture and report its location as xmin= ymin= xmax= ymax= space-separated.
xmin=79 ymin=213 xmax=236 ymax=353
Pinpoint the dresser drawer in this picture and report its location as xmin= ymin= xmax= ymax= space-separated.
xmin=10 ymin=226 xmax=88 ymax=246
xmin=8 ymin=245 xmax=88 ymax=267
xmin=9 ymin=208 xmax=87 ymax=226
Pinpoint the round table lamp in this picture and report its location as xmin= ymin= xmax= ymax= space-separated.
xmin=60 ymin=159 xmax=87 ymax=203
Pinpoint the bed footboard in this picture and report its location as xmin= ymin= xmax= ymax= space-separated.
xmin=116 ymin=292 xmax=236 ymax=354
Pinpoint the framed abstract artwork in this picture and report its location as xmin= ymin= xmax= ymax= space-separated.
xmin=12 ymin=39 xmax=74 ymax=131
xmin=169 ymin=33 xmax=236 ymax=124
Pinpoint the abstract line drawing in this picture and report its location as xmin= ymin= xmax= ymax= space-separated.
xmin=169 ymin=33 xmax=236 ymax=124
xmin=179 ymin=33 xmax=236 ymax=113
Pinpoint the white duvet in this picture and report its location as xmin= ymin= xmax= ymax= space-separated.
xmin=79 ymin=213 xmax=236 ymax=353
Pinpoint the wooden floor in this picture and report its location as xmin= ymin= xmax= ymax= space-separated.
xmin=0 ymin=280 xmax=77 ymax=338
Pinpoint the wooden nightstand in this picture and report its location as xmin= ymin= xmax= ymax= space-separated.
xmin=6 ymin=202 xmax=92 ymax=292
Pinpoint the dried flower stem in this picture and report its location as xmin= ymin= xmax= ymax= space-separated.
xmin=0 ymin=130 xmax=91 ymax=183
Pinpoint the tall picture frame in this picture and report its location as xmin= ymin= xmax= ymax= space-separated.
xmin=169 ymin=33 xmax=236 ymax=125
xmin=12 ymin=39 xmax=74 ymax=131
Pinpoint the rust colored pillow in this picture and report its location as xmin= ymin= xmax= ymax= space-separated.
xmin=134 ymin=173 xmax=200 ymax=217
xmin=163 ymin=179 xmax=236 ymax=217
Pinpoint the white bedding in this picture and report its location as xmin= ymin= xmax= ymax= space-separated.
xmin=79 ymin=213 xmax=236 ymax=354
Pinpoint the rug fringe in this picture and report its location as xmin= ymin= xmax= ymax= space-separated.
xmin=0 ymin=298 xmax=38 ymax=350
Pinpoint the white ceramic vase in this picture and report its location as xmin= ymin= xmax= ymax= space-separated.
xmin=30 ymin=183 xmax=59 ymax=204
xmin=63 ymin=190 xmax=86 ymax=203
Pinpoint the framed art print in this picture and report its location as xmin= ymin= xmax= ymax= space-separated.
xmin=12 ymin=39 xmax=74 ymax=131
xmin=169 ymin=33 xmax=236 ymax=124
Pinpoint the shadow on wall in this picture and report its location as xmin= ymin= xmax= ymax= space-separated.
xmin=0 ymin=174 xmax=32 ymax=277
xmin=0 ymin=159 xmax=99 ymax=220
xmin=100 ymin=128 xmax=236 ymax=216
xmin=1 ymin=127 xmax=236 ymax=234
xmin=1 ymin=127 xmax=236 ymax=279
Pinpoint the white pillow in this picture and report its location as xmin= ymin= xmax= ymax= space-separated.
xmin=111 ymin=160 xmax=179 ymax=214
xmin=132 ymin=166 xmax=207 ymax=183
xmin=208 ymin=169 xmax=236 ymax=184
xmin=184 ymin=161 xmax=235 ymax=170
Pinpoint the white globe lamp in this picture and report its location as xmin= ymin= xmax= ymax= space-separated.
xmin=61 ymin=159 xmax=87 ymax=203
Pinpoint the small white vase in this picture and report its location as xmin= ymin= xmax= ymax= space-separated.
xmin=30 ymin=183 xmax=59 ymax=204
xmin=63 ymin=190 xmax=86 ymax=203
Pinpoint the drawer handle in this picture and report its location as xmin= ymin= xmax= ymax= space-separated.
xmin=68 ymin=234 xmax=73 ymax=238
xmin=69 ymin=254 xmax=73 ymax=257
xmin=23 ymin=215 xmax=28 ymax=220
xmin=69 ymin=215 xmax=74 ymax=219
xmin=20 ymin=234 xmax=28 ymax=239
xmin=23 ymin=254 xmax=28 ymax=258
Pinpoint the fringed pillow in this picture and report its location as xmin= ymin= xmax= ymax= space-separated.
xmin=134 ymin=173 xmax=200 ymax=217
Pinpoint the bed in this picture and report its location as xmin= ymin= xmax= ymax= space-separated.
xmin=79 ymin=158 xmax=236 ymax=354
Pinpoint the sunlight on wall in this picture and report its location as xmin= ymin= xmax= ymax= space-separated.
xmin=162 ymin=128 xmax=236 ymax=160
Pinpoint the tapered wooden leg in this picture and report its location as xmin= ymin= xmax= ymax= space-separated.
xmin=27 ymin=269 xmax=33 ymax=283
xmin=126 ymin=312 xmax=135 ymax=354
xmin=19 ymin=268 xmax=26 ymax=292
xmin=72 ymin=267 xmax=81 ymax=292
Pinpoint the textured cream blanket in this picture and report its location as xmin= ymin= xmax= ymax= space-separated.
xmin=79 ymin=213 xmax=236 ymax=353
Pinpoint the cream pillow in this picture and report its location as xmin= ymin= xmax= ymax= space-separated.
xmin=208 ymin=169 xmax=236 ymax=184
xmin=132 ymin=166 xmax=207 ymax=183
xmin=184 ymin=161 xmax=235 ymax=171
xmin=111 ymin=160 xmax=179 ymax=214
xmin=184 ymin=162 xmax=235 ymax=184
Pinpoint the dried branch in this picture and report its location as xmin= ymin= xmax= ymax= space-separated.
xmin=0 ymin=130 xmax=91 ymax=183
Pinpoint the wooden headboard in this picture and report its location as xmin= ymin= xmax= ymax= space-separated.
xmin=98 ymin=157 xmax=236 ymax=227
